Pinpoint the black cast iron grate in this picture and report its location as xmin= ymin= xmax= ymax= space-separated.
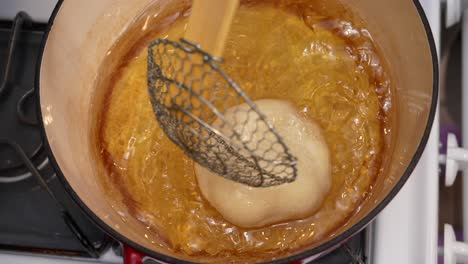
xmin=0 ymin=12 xmax=110 ymax=258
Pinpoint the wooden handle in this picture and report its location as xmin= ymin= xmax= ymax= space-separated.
xmin=185 ymin=0 xmax=239 ymax=57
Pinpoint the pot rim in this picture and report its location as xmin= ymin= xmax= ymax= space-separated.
xmin=35 ymin=1 xmax=439 ymax=263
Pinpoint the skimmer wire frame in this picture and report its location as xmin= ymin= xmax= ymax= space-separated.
xmin=147 ymin=38 xmax=297 ymax=187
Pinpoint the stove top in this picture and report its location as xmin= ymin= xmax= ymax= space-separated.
xmin=0 ymin=0 xmax=442 ymax=262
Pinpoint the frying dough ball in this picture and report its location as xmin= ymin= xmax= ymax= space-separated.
xmin=195 ymin=99 xmax=331 ymax=228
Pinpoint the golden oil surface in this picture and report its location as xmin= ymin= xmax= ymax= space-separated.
xmin=97 ymin=1 xmax=391 ymax=257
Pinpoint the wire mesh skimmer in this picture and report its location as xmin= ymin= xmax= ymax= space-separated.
xmin=147 ymin=38 xmax=297 ymax=187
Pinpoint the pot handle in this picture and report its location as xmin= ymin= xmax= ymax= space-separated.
xmin=123 ymin=245 xmax=145 ymax=264
xmin=123 ymin=244 xmax=306 ymax=264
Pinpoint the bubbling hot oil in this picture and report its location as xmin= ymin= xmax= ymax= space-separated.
xmin=98 ymin=1 xmax=390 ymax=258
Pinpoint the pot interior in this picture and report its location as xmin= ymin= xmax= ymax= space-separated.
xmin=39 ymin=0 xmax=435 ymax=262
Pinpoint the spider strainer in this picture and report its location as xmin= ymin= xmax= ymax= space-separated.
xmin=147 ymin=38 xmax=297 ymax=187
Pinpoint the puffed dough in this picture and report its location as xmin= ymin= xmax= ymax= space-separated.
xmin=195 ymin=99 xmax=331 ymax=228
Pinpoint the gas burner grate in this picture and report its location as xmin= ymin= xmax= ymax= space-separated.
xmin=0 ymin=12 xmax=44 ymax=179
